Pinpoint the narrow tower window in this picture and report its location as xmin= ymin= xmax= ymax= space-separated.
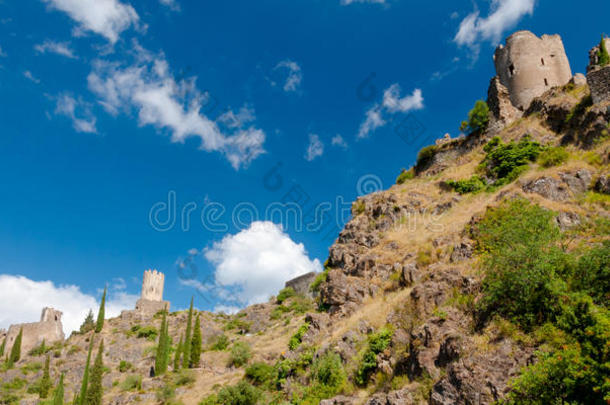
xmin=541 ymin=57 xmax=545 ymax=66
xmin=544 ymin=78 xmax=549 ymax=86
xmin=508 ymin=64 xmax=515 ymax=76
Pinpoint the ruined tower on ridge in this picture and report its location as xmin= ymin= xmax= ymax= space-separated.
xmin=3 ymin=307 xmax=64 ymax=355
xmin=494 ymin=31 xmax=572 ymax=110
xmin=134 ymin=269 xmax=170 ymax=316
xmin=586 ymin=37 xmax=610 ymax=104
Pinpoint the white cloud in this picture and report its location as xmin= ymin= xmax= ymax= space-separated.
xmin=55 ymin=93 xmax=98 ymax=133
xmin=213 ymin=305 xmax=240 ymax=315
xmin=454 ymin=0 xmax=535 ymax=47
xmin=0 ymin=275 xmax=138 ymax=335
xmin=331 ymin=134 xmax=348 ymax=149
xmin=204 ymin=221 xmax=322 ymax=306
xmin=273 ymin=60 xmax=302 ymax=92
xmin=382 ymin=85 xmax=424 ymax=113
xmin=159 ymin=0 xmax=180 ymax=11
xmin=358 ymin=84 xmax=423 ymax=138
xmin=87 ymin=43 xmax=265 ymax=169
xmin=35 ymin=40 xmax=77 ymax=59
xmin=305 ymin=133 xmax=324 ymax=161
xmin=42 ymin=0 xmax=139 ymax=43
xmin=23 ymin=70 xmax=41 ymax=84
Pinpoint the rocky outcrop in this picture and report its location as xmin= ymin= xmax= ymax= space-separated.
xmin=595 ymin=173 xmax=610 ymax=194
xmin=522 ymin=169 xmax=592 ymax=201
xmin=487 ymin=76 xmax=522 ymax=133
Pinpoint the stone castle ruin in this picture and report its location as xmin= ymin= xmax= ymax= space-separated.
xmin=2 ymin=308 xmax=64 ymax=355
xmin=494 ymin=31 xmax=573 ymax=110
xmin=133 ymin=269 xmax=170 ymax=316
xmin=586 ymin=37 xmax=610 ymax=104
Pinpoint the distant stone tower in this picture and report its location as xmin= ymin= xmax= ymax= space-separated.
xmin=494 ymin=31 xmax=572 ymax=110
xmin=135 ymin=269 xmax=170 ymax=316
xmin=141 ymin=269 xmax=165 ymax=301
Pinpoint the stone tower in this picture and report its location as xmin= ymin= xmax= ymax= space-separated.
xmin=141 ymin=269 xmax=165 ymax=301
xmin=494 ymin=31 xmax=572 ymax=110
xmin=4 ymin=307 xmax=64 ymax=355
xmin=586 ymin=37 xmax=610 ymax=104
xmin=134 ymin=269 xmax=170 ymax=316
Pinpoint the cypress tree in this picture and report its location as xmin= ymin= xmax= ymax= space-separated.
xmin=599 ymin=35 xmax=610 ymax=67
xmin=182 ymin=297 xmax=194 ymax=368
xmin=40 ymin=354 xmax=52 ymax=398
xmin=80 ymin=310 xmax=95 ymax=334
xmin=173 ymin=334 xmax=183 ymax=370
xmin=154 ymin=310 xmax=169 ymax=375
xmin=95 ymin=287 xmax=107 ymax=333
xmin=8 ymin=327 xmax=23 ymax=367
xmin=190 ymin=314 xmax=202 ymax=368
xmin=0 ymin=336 xmax=5 ymax=358
xmin=78 ymin=338 xmax=95 ymax=405
xmin=53 ymin=373 xmax=65 ymax=405
xmin=85 ymin=340 xmax=104 ymax=405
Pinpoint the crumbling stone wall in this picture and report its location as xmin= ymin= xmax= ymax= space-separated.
xmin=586 ymin=38 xmax=610 ymax=105
xmin=141 ymin=269 xmax=164 ymax=301
xmin=4 ymin=307 xmax=64 ymax=354
xmin=494 ymin=31 xmax=572 ymax=110
xmin=285 ymin=272 xmax=318 ymax=298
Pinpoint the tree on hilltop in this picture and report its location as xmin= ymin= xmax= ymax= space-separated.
xmin=191 ymin=313 xmax=202 ymax=368
xmin=80 ymin=310 xmax=95 ymax=334
xmin=95 ymin=287 xmax=106 ymax=333
xmin=182 ymin=297 xmax=194 ymax=368
xmin=85 ymin=340 xmax=104 ymax=405
xmin=40 ymin=354 xmax=52 ymax=398
xmin=7 ymin=327 xmax=23 ymax=368
xmin=598 ymin=35 xmax=609 ymax=66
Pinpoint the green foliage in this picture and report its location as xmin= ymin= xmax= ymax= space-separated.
xmin=475 ymin=200 xmax=566 ymax=329
xmin=356 ymin=327 xmax=393 ymax=386
xmin=311 ymin=352 xmax=346 ymax=393
xmin=155 ymin=311 xmax=170 ymax=375
xmin=183 ymin=297 xmax=194 ymax=369
xmin=224 ymin=318 xmax=251 ymax=334
xmin=288 ymin=323 xmax=309 ymax=351
xmin=156 ymin=382 xmax=177 ymax=405
xmin=7 ymin=327 xmax=23 ymax=368
xmin=20 ymin=361 xmax=42 ymax=375
xmin=208 ymin=334 xmax=230 ymax=351
xmin=118 ymin=360 xmax=133 ymax=373
xmin=40 ymin=355 xmax=51 ymax=399
xmin=52 ymin=374 xmax=64 ymax=405
xmin=244 ymin=362 xmax=276 ymax=388
xmin=200 ymin=381 xmax=261 ymax=405
xmin=537 ymin=146 xmax=569 ymax=168
xmin=276 ymin=287 xmax=296 ymax=304
xmin=174 ymin=369 xmax=196 ymax=387
xmin=415 ymin=145 xmax=437 ymax=171
xmin=77 ymin=338 xmax=94 ymax=405
xmin=352 ymin=200 xmax=365 ymax=216
xmin=445 ymin=175 xmax=486 ymax=194
xmin=570 ymin=241 xmax=610 ymax=306
xmin=85 ymin=339 xmax=104 ymax=405
xmin=120 ymin=374 xmax=142 ymax=392
xmin=396 ymin=168 xmax=415 ymax=184
xmin=94 ymin=287 xmax=106 ymax=333
xmin=0 ymin=336 xmax=5 ymax=358
xmin=79 ymin=310 xmax=95 ymax=335
xmin=309 ymin=270 xmax=328 ymax=293
xmin=459 ymin=100 xmax=490 ymax=135
xmin=128 ymin=325 xmax=158 ymax=341
xmin=174 ymin=334 xmax=183 ymax=370
xmin=191 ymin=314 xmax=202 ymax=368
xmin=598 ymin=35 xmax=610 ymax=66
xmin=481 ymin=135 xmax=541 ymax=186
xmin=229 ymin=341 xmax=252 ymax=368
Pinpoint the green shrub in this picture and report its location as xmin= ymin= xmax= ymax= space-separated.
xmin=224 ymin=318 xmax=251 ymax=334
xmin=208 ymin=334 xmax=230 ymax=351
xmin=415 ymin=145 xmax=437 ymax=171
xmin=276 ymin=287 xmax=296 ymax=304
xmin=460 ymin=100 xmax=490 ymax=135
xmin=356 ymin=327 xmax=393 ymax=386
xmin=445 ymin=176 xmax=486 ymax=194
xmin=537 ymin=146 xmax=569 ymax=167
xmin=352 ymin=200 xmax=365 ymax=216
xmin=310 ymin=270 xmax=328 ymax=293
xmin=475 ymin=199 xmax=569 ymax=330
xmin=481 ymin=135 xmax=541 ymax=186
xmin=28 ymin=340 xmax=49 ymax=356
xmin=20 ymin=362 xmax=42 ymax=375
xmin=120 ymin=374 xmax=142 ymax=391
xmin=174 ymin=369 xmax=196 ymax=386
xmin=311 ymin=352 xmax=346 ymax=392
xmin=396 ymin=168 xmax=415 ymax=184
xmin=598 ymin=35 xmax=609 ymax=67
xmin=229 ymin=342 xmax=252 ymax=368
xmin=244 ymin=362 xmax=276 ymax=387
xmin=288 ymin=323 xmax=309 ymax=351
xmin=217 ymin=381 xmax=261 ymax=405
xmin=570 ymin=241 xmax=610 ymax=307
xmin=118 ymin=360 xmax=133 ymax=373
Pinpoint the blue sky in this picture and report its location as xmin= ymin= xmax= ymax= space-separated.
xmin=0 ymin=0 xmax=607 ymax=332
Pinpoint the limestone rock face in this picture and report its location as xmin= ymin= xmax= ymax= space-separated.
xmin=595 ymin=173 xmax=610 ymax=194
xmin=487 ymin=76 xmax=522 ymax=133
